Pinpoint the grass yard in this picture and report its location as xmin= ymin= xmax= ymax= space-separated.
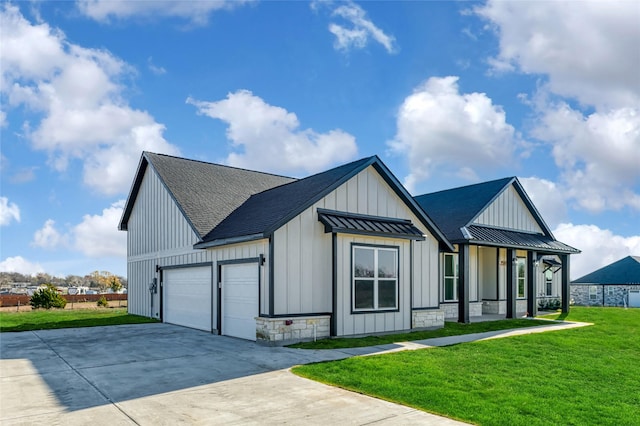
xmin=293 ymin=307 xmax=640 ymax=426
xmin=0 ymin=308 xmax=157 ymax=332
xmin=288 ymin=318 xmax=549 ymax=349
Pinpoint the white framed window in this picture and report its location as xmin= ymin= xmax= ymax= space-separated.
xmin=352 ymin=245 xmax=398 ymax=312
xmin=545 ymin=270 xmax=553 ymax=296
xmin=517 ymin=257 xmax=526 ymax=298
xmin=443 ymin=253 xmax=458 ymax=302
xmin=589 ymin=286 xmax=598 ymax=301
xmin=607 ymin=287 xmax=615 ymax=296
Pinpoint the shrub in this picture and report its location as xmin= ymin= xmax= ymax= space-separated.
xmin=30 ymin=284 xmax=67 ymax=309
xmin=96 ymin=296 xmax=109 ymax=308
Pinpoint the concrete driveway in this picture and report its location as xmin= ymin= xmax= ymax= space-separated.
xmin=0 ymin=323 xmax=466 ymax=425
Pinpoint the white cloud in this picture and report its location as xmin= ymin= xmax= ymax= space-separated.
xmin=0 ymin=196 xmax=21 ymax=226
xmin=0 ymin=4 xmax=180 ymax=196
xmin=0 ymin=256 xmax=44 ymax=275
xmin=29 ymin=201 xmax=126 ymax=258
xmin=388 ymin=76 xmax=520 ymax=191
xmin=187 ymin=90 xmax=358 ymax=175
xmin=76 ymin=0 xmax=249 ymax=26
xmin=32 ymin=219 xmax=67 ymax=249
xmin=554 ymin=223 xmax=640 ymax=279
xmin=317 ymin=1 xmax=397 ymax=53
xmin=519 ymin=177 xmax=567 ymax=229
xmin=147 ymin=57 xmax=166 ymax=75
xmin=532 ymin=102 xmax=640 ymax=213
xmin=73 ymin=200 xmax=126 ymax=258
xmin=476 ymin=0 xmax=640 ymax=109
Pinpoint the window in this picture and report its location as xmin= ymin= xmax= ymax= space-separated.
xmin=589 ymin=286 xmax=598 ymax=301
xmin=545 ymin=270 xmax=553 ymax=296
xmin=353 ymin=246 xmax=398 ymax=311
xmin=444 ymin=253 xmax=458 ymax=302
xmin=607 ymin=287 xmax=615 ymax=296
xmin=517 ymin=257 xmax=526 ymax=298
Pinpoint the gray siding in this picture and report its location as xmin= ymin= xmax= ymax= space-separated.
xmin=273 ymin=166 xmax=439 ymax=318
xmin=474 ymin=185 xmax=543 ymax=233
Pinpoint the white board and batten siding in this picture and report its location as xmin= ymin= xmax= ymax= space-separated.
xmin=474 ymin=185 xmax=543 ymax=234
xmin=336 ymin=235 xmax=412 ymax=336
xmin=126 ymin=166 xmax=270 ymax=327
xmin=272 ymin=165 xmax=440 ymax=335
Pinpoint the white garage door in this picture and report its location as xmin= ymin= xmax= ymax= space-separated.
xmin=222 ymin=263 xmax=259 ymax=341
xmin=629 ymin=290 xmax=640 ymax=308
xmin=164 ymin=266 xmax=212 ymax=331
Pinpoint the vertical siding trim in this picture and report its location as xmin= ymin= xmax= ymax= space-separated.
xmin=331 ymin=232 xmax=337 ymax=336
xmin=269 ymin=235 xmax=275 ymax=316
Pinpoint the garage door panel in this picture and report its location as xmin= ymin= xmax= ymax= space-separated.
xmin=222 ymin=263 xmax=258 ymax=341
xmin=164 ymin=266 xmax=212 ymax=332
xmin=630 ymin=290 xmax=640 ymax=308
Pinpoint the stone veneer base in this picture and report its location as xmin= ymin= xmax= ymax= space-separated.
xmin=255 ymin=315 xmax=330 ymax=345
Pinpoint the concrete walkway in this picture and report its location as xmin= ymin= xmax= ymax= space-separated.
xmin=0 ymin=320 xmax=589 ymax=425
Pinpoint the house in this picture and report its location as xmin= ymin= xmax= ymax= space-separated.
xmin=120 ymin=153 xmax=579 ymax=342
xmin=571 ymin=256 xmax=640 ymax=307
xmin=414 ymin=177 xmax=580 ymax=322
xmin=119 ymin=152 xmax=452 ymax=343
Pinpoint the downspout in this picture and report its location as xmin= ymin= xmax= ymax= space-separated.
xmin=602 ymin=284 xmax=605 ymax=307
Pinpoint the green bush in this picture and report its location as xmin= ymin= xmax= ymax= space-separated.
xmin=96 ymin=296 xmax=109 ymax=308
xmin=30 ymin=284 xmax=67 ymax=309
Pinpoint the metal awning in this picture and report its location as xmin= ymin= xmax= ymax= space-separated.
xmin=317 ymin=208 xmax=425 ymax=240
xmin=462 ymin=225 xmax=580 ymax=254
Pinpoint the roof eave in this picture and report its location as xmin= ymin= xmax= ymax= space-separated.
xmin=194 ymin=233 xmax=265 ymax=249
xmin=118 ymin=153 xmax=149 ymax=231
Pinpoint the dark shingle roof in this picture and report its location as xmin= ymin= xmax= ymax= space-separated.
xmin=414 ymin=177 xmax=514 ymax=241
xmin=119 ymin=152 xmax=295 ymax=238
xmin=572 ymin=256 xmax=640 ymax=285
xmin=197 ymin=156 xmax=452 ymax=249
xmin=465 ymin=225 xmax=579 ymax=254
xmin=198 ymin=157 xmax=375 ymax=244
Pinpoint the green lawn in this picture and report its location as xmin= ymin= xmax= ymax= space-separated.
xmin=293 ymin=307 xmax=640 ymax=426
xmin=0 ymin=308 xmax=157 ymax=332
xmin=288 ymin=318 xmax=549 ymax=349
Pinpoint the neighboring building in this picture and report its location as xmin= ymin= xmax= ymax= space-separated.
xmin=571 ymin=256 xmax=640 ymax=307
xmin=120 ymin=152 xmax=579 ymax=343
xmin=414 ymin=177 xmax=580 ymax=321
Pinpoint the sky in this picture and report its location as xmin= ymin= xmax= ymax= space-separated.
xmin=0 ymin=0 xmax=639 ymax=280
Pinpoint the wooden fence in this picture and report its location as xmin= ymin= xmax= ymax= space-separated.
xmin=0 ymin=293 xmax=127 ymax=307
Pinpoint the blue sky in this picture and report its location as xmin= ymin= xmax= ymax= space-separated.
xmin=1 ymin=0 xmax=638 ymax=279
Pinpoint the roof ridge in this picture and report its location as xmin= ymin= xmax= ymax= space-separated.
xmin=143 ymin=151 xmax=296 ymax=181
xmin=417 ymin=176 xmax=514 ymax=197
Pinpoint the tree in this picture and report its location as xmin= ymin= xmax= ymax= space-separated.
xmin=109 ymin=276 xmax=122 ymax=293
xmin=30 ymin=284 xmax=67 ymax=309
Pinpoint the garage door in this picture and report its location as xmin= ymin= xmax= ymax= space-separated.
xmin=163 ymin=266 xmax=212 ymax=331
xmin=629 ymin=290 xmax=640 ymax=308
xmin=222 ymin=263 xmax=259 ymax=341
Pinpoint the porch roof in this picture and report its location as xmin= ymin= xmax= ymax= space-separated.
xmin=462 ymin=225 xmax=580 ymax=254
xmin=317 ymin=209 xmax=426 ymax=240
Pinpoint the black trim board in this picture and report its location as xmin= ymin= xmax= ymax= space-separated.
xmin=259 ymin=312 xmax=332 ymax=319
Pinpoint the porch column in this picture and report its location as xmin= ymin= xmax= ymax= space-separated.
xmin=561 ymin=254 xmax=570 ymax=314
xmin=458 ymin=244 xmax=470 ymax=324
xmin=506 ymin=248 xmax=517 ymax=318
xmin=527 ymin=251 xmax=537 ymax=317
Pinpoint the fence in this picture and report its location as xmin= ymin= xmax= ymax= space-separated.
xmin=0 ymin=293 xmax=127 ymax=307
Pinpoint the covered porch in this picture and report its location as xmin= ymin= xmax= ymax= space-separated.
xmin=452 ymin=226 xmax=580 ymax=323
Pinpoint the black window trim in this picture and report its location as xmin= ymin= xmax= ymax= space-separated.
xmin=350 ymin=242 xmax=400 ymax=314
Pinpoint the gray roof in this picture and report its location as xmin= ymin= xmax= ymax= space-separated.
xmin=196 ymin=156 xmax=452 ymax=250
xmin=119 ymin=152 xmax=295 ymax=238
xmin=414 ymin=177 xmax=578 ymax=254
xmin=465 ymin=225 xmax=579 ymax=254
xmin=317 ymin=209 xmax=425 ymax=241
xmin=572 ymin=256 xmax=640 ymax=285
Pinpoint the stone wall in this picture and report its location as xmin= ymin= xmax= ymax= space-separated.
xmin=255 ymin=315 xmax=330 ymax=345
xmin=441 ymin=302 xmax=483 ymax=319
xmin=412 ymin=309 xmax=444 ymax=329
xmin=482 ymin=300 xmax=506 ymax=315
xmin=571 ymin=285 xmax=640 ymax=307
